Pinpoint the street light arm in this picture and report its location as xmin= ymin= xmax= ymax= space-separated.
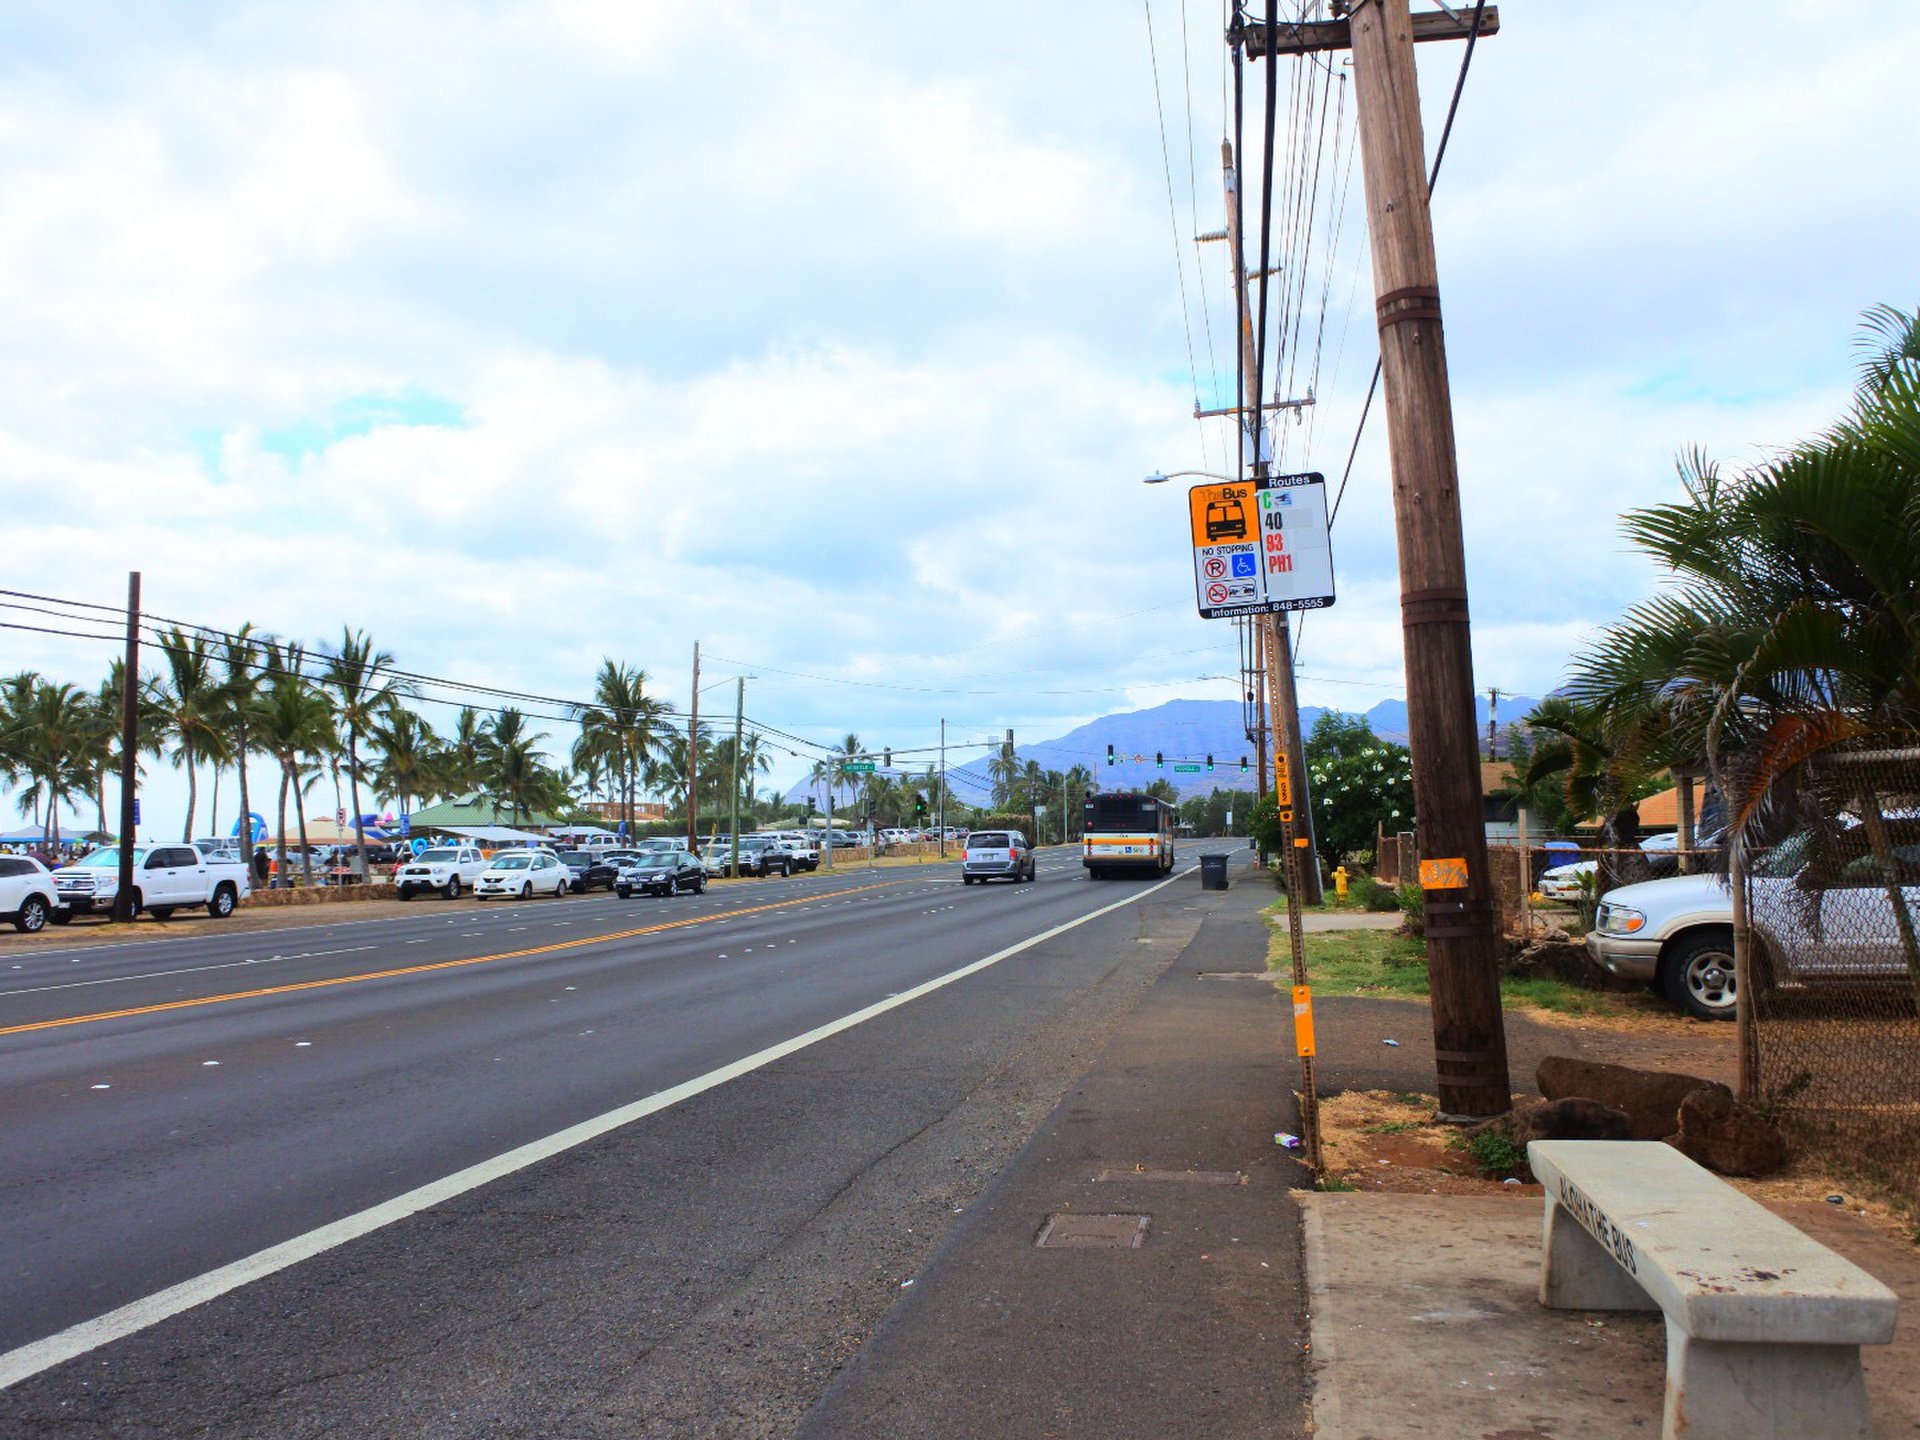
xmin=1143 ymin=469 xmax=1236 ymax=485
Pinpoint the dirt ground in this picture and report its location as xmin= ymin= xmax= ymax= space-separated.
xmin=1318 ymin=998 xmax=1917 ymax=1245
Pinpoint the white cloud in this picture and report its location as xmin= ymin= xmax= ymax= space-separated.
xmin=3 ymin=1 xmax=1916 ymax=837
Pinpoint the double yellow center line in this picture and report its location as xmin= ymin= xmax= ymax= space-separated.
xmin=0 ymin=881 xmax=897 ymax=1039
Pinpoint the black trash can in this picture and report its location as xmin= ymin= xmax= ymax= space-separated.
xmin=1200 ymin=852 xmax=1230 ymax=891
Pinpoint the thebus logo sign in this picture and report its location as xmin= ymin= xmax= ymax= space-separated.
xmin=1188 ymin=472 xmax=1335 ymax=620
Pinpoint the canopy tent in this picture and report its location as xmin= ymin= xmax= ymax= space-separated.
xmin=0 ymin=822 xmax=100 ymax=844
xmin=254 ymin=818 xmax=401 ymax=847
xmin=440 ymin=824 xmax=552 ymax=845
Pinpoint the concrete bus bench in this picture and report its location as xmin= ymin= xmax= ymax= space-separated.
xmin=1529 ymin=1140 xmax=1898 ymax=1440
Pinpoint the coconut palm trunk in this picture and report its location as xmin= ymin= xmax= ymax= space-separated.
xmin=180 ymin=743 xmax=198 ymax=842
xmin=236 ymin=720 xmax=252 ymax=859
xmin=293 ymin=763 xmax=314 ymax=886
xmin=277 ymin=768 xmax=291 ymax=887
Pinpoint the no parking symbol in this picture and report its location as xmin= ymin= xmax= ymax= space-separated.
xmin=1203 ymin=556 xmax=1228 ymax=580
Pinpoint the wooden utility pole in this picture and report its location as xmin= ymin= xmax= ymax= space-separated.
xmin=729 ymin=675 xmax=744 ymax=879
xmin=686 ymin=642 xmax=700 ymax=850
xmin=1258 ymin=0 xmax=1509 ymax=1118
xmin=112 ymin=572 xmax=141 ymax=922
xmin=1220 ymin=138 xmax=1322 ymax=903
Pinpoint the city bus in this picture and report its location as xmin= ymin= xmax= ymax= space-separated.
xmin=1082 ymin=791 xmax=1176 ymax=879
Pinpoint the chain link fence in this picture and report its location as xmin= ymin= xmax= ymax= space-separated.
xmin=1742 ymin=741 xmax=1920 ymax=1225
xmin=1486 ymin=840 xmax=1718 ymax=936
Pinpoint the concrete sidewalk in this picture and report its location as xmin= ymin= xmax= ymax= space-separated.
xmin=797 ymin=864 xmax=1314 ymax=1438
xmin=1301 ymin=1192 xmax=1920 ymax=1438
xmin=795 ymin=865 xmax=1920 ymax=1439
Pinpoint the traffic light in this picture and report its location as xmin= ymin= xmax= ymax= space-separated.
xmin=1206 ymin=754 xmax=1214 ymax=771
xmin=1106 ymin=743 xmax=1114 ymax=766
xmin=915 ymin=794 xmax=927 ymax=817
xmin=1155 ymin=751 xmax=1163 ymax=768
xmin=883 ymin=748 xmax=891 ymax=767
xmin=1239 ymin=756 xmax=1248 ymax=773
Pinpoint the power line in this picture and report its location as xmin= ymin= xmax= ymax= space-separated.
xmin=1143 ymin=0 xmax=1212 ymax=475
xmin=1300 ymin=0 xmax=1490 ymax=666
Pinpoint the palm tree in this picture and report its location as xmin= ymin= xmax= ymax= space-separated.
xmin=369 ymin=703 xmax=441 ymax=832
xmin=255 ymin=642 xmax=334 ymax=885
xmin=1062 ymin=765 xmax=1094 ymax=841
xmin=476 ymin=707 xmax=553 ymax=827
xmin=323 ymin=628 xmax=406 ymax=879
xmin=1557 ymin=304 xmax=1920 ymax=998
xmin=218 ymin=624 xmax=265 ymax=857
xmin=439 ymin=707 xmax=486 ymax=799
xmin=987 ymin=744 xmax=1020 ymax=809
xmin=87 ymin=660 xmax=164 ymax=841
xmin=0 ymin=672 xmax=39 ymax=822
xmin=571 ymin=661 xmax=666 ymax=838
xmin=10 ymin=680 xmax=97 ymax=850
xmin=148 ymin=627 xmax=226 ymax=841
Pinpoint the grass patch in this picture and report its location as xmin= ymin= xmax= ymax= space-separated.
xmin=1360 ymin=1120 xmax=1422 ymax=1135
xmin=1285 ymin=926 xmax=1433 ymax=998
xmin=1466 ymin=1130 xmax=1528 ymax=1179
xmin=1267 ymin=909 xmax=1633 ymax=1016
xmin=1499 ymin=976 xmax=1617 ymax=1016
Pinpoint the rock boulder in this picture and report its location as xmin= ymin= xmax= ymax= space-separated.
xmin=1536 ymin=1056 xmax=1728 ymax=1141
xmin=1666 ymin=1087 xmax=1788 ymax=1177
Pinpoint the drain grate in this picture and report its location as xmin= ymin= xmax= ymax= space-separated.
xmin=1093 ymin=1169 xmax=1245 ymax=1186
xmin=1035 ymin=1213 xmax=1150 ymax=1249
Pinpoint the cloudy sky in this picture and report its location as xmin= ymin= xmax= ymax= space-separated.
xmin=4 ymin=1 xmax=1916 ymax=834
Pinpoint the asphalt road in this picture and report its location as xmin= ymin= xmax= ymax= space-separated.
xmin=0 ymin=847 xmax=1220 ymax=1437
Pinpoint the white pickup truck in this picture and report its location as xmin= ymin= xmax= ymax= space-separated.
xmin=52 ymin=843 xmax=252 ymax=921
xmin=393 ymin=844 xmax=490 ymax=900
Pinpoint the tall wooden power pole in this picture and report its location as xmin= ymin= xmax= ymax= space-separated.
xmin=686 ymin=641 xmax=701 ymax=850
xmin=1220 ymin=139 xmax=1322 ymax=903
xmin=1254 ymin=0 xmax=1509 ymax=1118
xmin=112 ymin=571 xmax=141 ymax=922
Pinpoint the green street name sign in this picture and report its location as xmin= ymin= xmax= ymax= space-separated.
xmin=840 ymin=760 xmax=876 ymax=774
xmin=1173 ymin=763 xmax=1203 ymax=773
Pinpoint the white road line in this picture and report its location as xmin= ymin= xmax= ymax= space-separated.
xmin=0 ymin=862 xmax=1196 ymax=1391
xmin=0 ymin=946 xmax=379 ymax=998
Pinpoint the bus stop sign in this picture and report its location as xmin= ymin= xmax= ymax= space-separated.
xmin=1188 ymin=472 xmax=1335 ymax=620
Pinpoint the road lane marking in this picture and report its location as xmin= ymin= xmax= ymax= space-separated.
xmin=0 ymin=883 xmax=898 ymax=1039
xmin=0 ymin=947 xmax=381 ymax=999
xmin=0 ymin=863 xmax=1195 ymax=1391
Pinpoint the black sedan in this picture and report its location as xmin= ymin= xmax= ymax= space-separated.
xmin=613 ymin=850 xmax=707 ymax=898
xmin=556 ymin=850 xmax=621 ymax=892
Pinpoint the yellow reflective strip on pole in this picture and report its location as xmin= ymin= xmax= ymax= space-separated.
xmin=1292 ymin=985 xmax=1316 ymax=1057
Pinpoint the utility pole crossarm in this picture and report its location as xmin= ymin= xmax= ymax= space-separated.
xmin=1240 ymin=5 xmax=1498 ymax=58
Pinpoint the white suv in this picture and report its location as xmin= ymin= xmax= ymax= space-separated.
xmin=0 ymin=855 xmax=61 ymax=932
xmin=1587 ymin=819 xmax=1920 ymax=1021
xmin=394 ymin=845 xmax=489 ymax=900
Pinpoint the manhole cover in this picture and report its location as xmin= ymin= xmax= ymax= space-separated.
xmin=1035 ymin=1213 xmax=1150 ymax=1249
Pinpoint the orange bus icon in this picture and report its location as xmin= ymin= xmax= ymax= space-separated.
xmin=1204 ymin=496 xmax=1249 ymax=541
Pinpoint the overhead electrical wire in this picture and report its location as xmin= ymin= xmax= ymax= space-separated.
xmin=1299 ymin=0 xmax=1491 ymax=667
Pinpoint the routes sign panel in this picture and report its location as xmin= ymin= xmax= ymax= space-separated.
xmin=1189 ymin=471 xmax=1336 ymax=620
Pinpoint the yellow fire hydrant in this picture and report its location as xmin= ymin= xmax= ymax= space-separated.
xmin=1332 ymin=865 xmax=1350 ymax=898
